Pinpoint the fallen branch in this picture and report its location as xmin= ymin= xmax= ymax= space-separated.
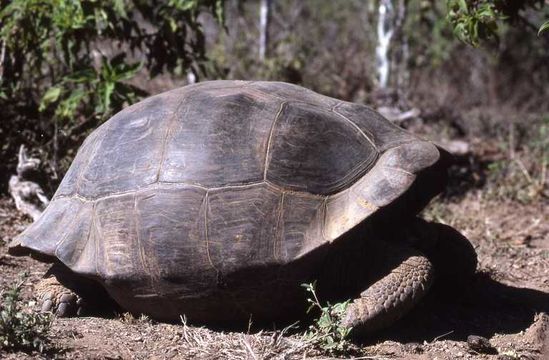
xmin=377 ymin=106 xmax=420 ymax=124
xmin=8 ymin=145 xmax=50 ymax=221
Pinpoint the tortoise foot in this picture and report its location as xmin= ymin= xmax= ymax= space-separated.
xmin=36 ymin=277 xmax=85 ymax=317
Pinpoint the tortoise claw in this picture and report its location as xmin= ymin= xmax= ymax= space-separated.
xmin=41 ymin=298 xmax=54 ymax=313
xmin=36 ymin=277 xmax=81 ymax=317
xmin=56 ymin=293 xmax=78 ymax=317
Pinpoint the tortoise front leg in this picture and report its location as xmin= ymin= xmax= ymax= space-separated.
xmin=37 ymin=276 xmax=82 ymax=317
xmin=37 ymin=263 xmax=115 ymax=317
xmin=341 ymin=246 xmax=434 ymax=336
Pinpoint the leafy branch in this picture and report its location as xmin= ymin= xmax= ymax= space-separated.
xmin=446 ymin=0 xmax=547 ymax=46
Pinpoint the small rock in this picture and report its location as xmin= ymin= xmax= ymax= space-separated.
xmin=496 ymin=355 xmax=515 ymax=360
xmin=404 ymin=342 xmax=423 ymax=354
xmin=467 ymin=335 xmax=497 ymax=354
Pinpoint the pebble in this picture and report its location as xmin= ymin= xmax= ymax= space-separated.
xmin=497 ymin=355 xmax=515 ymax=360
xmin=467 ymin=335 xmax=497 ymax=354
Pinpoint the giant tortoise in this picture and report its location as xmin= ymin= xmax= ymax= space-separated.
xmin=9 ymin=80 xmax=477 ymax=335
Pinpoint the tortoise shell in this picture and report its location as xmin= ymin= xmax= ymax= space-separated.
xmin=10 ymin=81 xmax=443 ymax=322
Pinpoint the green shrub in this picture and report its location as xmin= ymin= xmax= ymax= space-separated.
xmin=0 ymin=0 xmax=225 ymax=186
xmin=446 ymin=0 xmax=547 ymax=46
xmin=0 ymin=281 xmax=52 ymax=353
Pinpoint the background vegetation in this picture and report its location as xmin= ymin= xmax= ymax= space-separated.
xmin=0 ymin=0 xmax=224 ymax=188
xmin=0 ymin=1 xmax=547 ymax=358
xmin=0 ymin=0 xmax=547 ymax=194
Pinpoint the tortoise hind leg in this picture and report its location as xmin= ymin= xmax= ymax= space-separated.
xmin=410 ymin=218 xmax=477 ymax=292
xmin=341 ymin=220 xmax=477 ymax=337
xmin=38 ymin=263 xmax=116 ymax=317
xmin=341 ymin=245 xmax=435 ymax=336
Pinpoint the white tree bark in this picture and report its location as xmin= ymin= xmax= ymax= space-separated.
xmin=259 ymin=0 xmax=272 ymax=61
xmin=393 ymin=0 xmax=410 ymax=103
xmin=376 ymin=0 xmax=409 ymax=92
xmin=376 ymin=0 xmax=395 ymax=89
xmin=0 ymin=40 xmax=6 ymax=84
xmin=187 ymin=71 xmax=197 ymax=84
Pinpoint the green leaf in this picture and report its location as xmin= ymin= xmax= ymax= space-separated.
xmin=56 ymin=88 xmax=87 ymax=120
xmin=112 ymin=0 xmax=128 ymax=18
xmin=65 ymin=69 xmax=97 ymax=83
xmin=39 ymin=87 xmax=62 ymax=112
xmin=113 ymin=62 xmax=142 ymax=82
xmin=102 ymin=82 xmax=115 ymax=113
xmin=457 ymin=0 xmax=468 ymax=12
xmin=214 ymin=0 xmax=225 ymax=24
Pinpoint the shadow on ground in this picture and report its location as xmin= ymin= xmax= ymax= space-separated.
xmin=369 ymin=272 xmax=549 ymax=344
xmin=441 ymin=153 xmax=492 ymax=200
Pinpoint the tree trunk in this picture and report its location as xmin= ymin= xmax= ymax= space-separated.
xmin=376 ymin=0 xmax=394 ymax=89
xmin=259 ymin=0 xmax=272 ymax=61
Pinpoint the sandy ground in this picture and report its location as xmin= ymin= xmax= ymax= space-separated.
xmin=1 ymin=136 xmax=548 ymax=359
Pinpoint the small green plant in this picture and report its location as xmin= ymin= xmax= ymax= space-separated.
xmin=301 ymin=281 xmax=351 ymax=353
xmin=0 ymin=281 xmax=52 ymax=353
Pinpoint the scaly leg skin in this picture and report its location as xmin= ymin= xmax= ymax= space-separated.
xmin=410 ymin=218 xmax=477 ymax=293
xmin=341 ymin=246 xmax=434 ymax=336
xmin=37 ymin=263 xmax=112 ymax=317
xmin=36 ymin=277 xmax=84 ymax=317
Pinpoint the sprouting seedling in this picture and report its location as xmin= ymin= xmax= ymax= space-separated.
xmin=301 ymin=281 xmax=351 ymax=353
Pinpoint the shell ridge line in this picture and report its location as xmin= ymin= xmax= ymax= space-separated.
xmin=273 ymin=192 xmax=285 ymax=260
xmin=79 ymin=201 xmax=96 ymax=272
xmin=383 ymin=165 xmax=414 ymax=177
xmin=96 ymin=205 xmax=113 ymax=279
xmin=155 ymin=96 xmax=190 ymax=183
xmin=75 ymin=121 xmax=113 ymax=195
xmin=54 ymin=201 xmax=83 ymax=261
xmin=321 ymin=151 xmax=380 ymax=194
xmin=91 ymin=202 xmax=100 ymax=276
xmin=248 ymin=83 xmax=336 ymax=107
xmin=263 ymin=101 xmax=287 ymax=180
xmin=264 ymin=180 xmax=327 ymax=199
xmin=203 ymin=192 xmax=220 ymax=280
xmin=246 ymin=83 xmax=287 ymax=101
xmin=54 ymin=180 xmax=328 ymax=203
xmin=133 ymin=193 xmax=149 ymax=279
xmin=241 ymin=80 xmax=257 ymax=88
xmin=320 ymin=198 xmax=329 ymax=242
xmin=208 ymin=181 xmax=265 ymax=192
xmin=332 ymin=102 xmax=378 ymax=150
xmin=92 ymin=202 xmax=110 ymax=278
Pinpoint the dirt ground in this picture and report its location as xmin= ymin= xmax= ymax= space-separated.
xmin=1 ymin=128 xmax=548 ymax=359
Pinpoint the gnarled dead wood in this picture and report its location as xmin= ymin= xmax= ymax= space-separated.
xmin=8 ymin=145 xmax=50 ymax=221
